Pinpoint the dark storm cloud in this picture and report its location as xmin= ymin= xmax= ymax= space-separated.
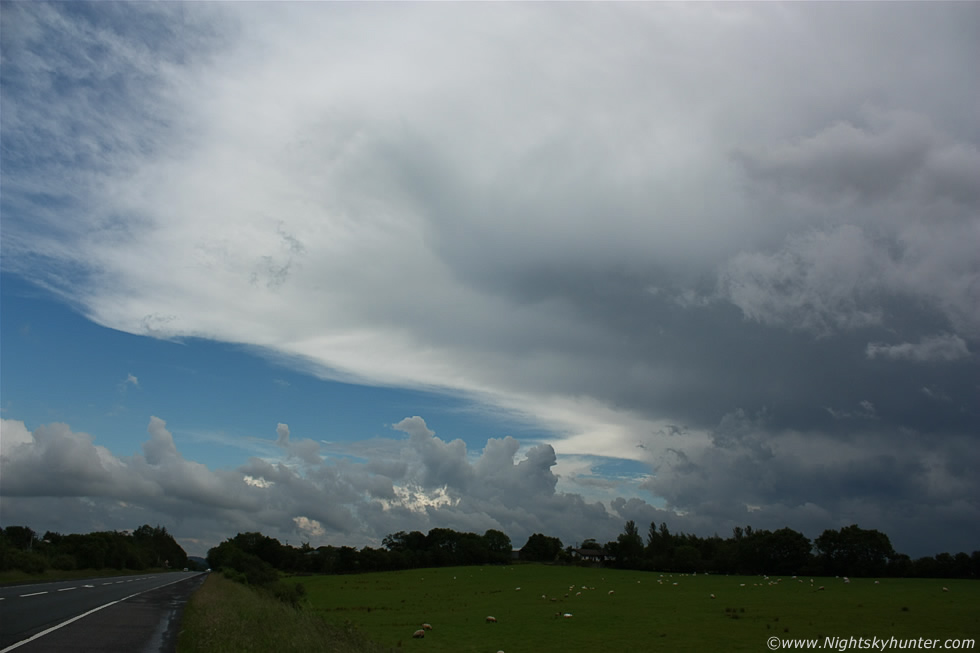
xmin=1 ymin=2 xmax=977 ymax=557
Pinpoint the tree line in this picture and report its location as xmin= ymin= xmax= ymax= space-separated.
xmin=605 ymin=521 xmax=978 ymax=578
xmin=0 ymin=524 xmax=188 ymax=575
xmin=206 ymin=522 xmax=978 ymax=582
xmin=3 ymin=520 xmax=975 ymax=581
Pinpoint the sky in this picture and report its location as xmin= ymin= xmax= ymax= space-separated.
xmin=1 ymin=2 xmax=978 ymax=560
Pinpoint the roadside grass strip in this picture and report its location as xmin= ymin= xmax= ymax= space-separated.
xmin=177 ymin=573 xmax=385 ymax=653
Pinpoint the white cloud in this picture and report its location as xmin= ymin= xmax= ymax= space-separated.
xmin=826 ymin=400 xmax=878 ymax=420
xmin=866 ymin=333 xmax=970 ymax=362
xmin=276 ymin=423 xmax=290 ymax=446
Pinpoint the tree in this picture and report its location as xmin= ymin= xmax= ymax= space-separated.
xmin=3 ymin=526 xmax=37 ymax=550
xmin=766 ymin=528 xmax=812 ymax=575
xmin=521 ymin=533 xmax=562 ymax=562
xmin=616 ymin=520 xmax=644 ymax=567
xmin=815 ymin=525 xmax=894 ymax=577
xmin=673 ymin=545 xmax=702 ymax=572
xmin=483 ymin=529 xmax=512 ymax=563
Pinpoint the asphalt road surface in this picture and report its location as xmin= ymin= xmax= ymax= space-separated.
xmin=0 ymin=571 xmax=207 ymax=652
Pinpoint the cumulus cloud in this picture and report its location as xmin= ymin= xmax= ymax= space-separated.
xmin=275 ymin=423 xmax=290 ymax=446
xmin=271 ymin=422 xmax=322 ymax=466
xmin=0 ymin=416 xmax=627 ymax=552
xmin=866 ymin=333 xmax=970 ymax=362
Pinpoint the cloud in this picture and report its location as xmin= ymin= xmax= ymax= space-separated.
xmin=866 ymin=333 xmax=970 ymax=362
xmin=0 ymin=416 xmax=626 ymax=552
xmin=276 ymin=423 xmax=290 ymax=446
xmin=826 ymin=400 xmax=878 ymax=420
xmin=1 ymin=3 xmax=978 ymax=557
xmin=272 ymin=422 xmax=322 ymax=466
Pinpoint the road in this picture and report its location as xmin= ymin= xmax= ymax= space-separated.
xmin=0 ymin=571 xmax=207 ymax=652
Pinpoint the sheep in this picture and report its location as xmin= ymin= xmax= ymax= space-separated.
xmin=710 ymin=594 xmax=716 ymax=599
xmin=412 ymin=629 xmax=425 ymax=639
xmin=422 ymin=623 xmax=432 ymax=630
xmin=942 ymin=587 xmax=949 ymax=592
xmin=486 ymin=616 xmax=497 ymax=623
xmin=608 ymin=590 xmax=614 ymax=595
xmin=563 ymin=613 xmax=573 ymax=618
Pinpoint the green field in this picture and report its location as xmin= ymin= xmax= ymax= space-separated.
xmin=293 ymin=566 xmax=979 ymax=652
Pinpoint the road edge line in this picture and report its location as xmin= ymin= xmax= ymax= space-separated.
xmin=0 ymin=600 xmax=120 ymax=652
xmin=0 ymin=574 xmax=201 ymax=652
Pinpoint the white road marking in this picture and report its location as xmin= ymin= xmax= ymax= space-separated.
xmin=57 ymin=587 xmax=77 ymax=592
xmin=19 ymin=592 xmax=48 ymax=597
xmin=1 ymin=574 xmax=196 ymax=653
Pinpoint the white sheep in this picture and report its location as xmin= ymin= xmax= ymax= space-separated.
xmin=942 ymin=587 xmax=949 ymax=592
xmin=486 ymin=616 xmax=497 ymax=623
xmin=422 ymin=623 xmax=432 ymax=630
xmin=412 ymin=629 xmax=425 ymax=639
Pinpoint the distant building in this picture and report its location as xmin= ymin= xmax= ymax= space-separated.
xmin=570 ymin=548 xmax=611 ymax=563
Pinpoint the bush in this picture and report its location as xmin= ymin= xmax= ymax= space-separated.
xmin=269 ymin=581 xmax=307 ymax=607
xmin=12 ymin=551 xmax=48 ymax=574
xmin=51 ymin=554 xmax=77 ymax=571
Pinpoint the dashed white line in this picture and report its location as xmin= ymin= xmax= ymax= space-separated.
xmin=57 ymin=587 xmax=77 ymax=592
xmin=1 ymin=574 xmax=194 ymax=653
xmin=19 ymin=591 xmax=48 ymax=597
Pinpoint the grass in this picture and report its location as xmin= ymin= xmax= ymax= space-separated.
xmin=176 ymin=573 xmax=386 ymax=653
xmin=291 ymin=566 xmax=980 ymax=652
xmin=0 ymin=567 xmax=174 ymax=586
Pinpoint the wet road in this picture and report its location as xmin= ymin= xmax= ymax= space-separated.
xmin=0 ymin=571 xmax=207 ymax=652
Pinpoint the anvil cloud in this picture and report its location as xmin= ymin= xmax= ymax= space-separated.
xmin=1 ymin=2 xmax=977 ymax=557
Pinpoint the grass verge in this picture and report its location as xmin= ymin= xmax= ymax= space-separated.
xmin=177 ymin=573 xmax=387 ymax=653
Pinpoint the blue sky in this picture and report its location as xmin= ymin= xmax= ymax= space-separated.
xmin=2 ymin=273 xmax=543 ymax=466
xmin=1 ymin=2 xmax=978 ymax=558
